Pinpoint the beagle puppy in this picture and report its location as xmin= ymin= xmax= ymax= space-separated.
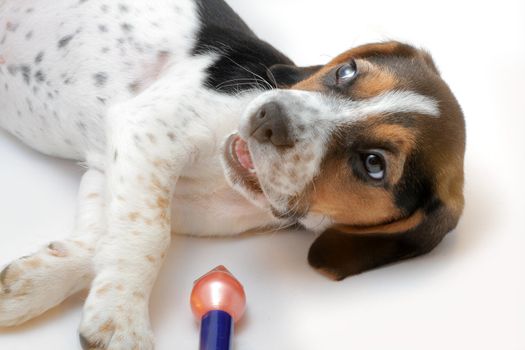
xmin=0 ymin=0 xmax=465 ymax=348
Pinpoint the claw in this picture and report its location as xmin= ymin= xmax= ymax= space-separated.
xmin=0 ymin=264 xmax=11 ymax=294
xmin=79 ymin=332 xmax=104 ymax=350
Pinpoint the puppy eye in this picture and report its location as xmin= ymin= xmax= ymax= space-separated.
xmin=362 ymin=153 xmax=385 ymax=180
xmin=335 ymin=59 xmax=357 ymax=83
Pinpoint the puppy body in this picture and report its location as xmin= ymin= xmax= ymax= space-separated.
xmin=0 ymin=0 xmax=288 ymax=346
xmin=0 ymin=0 xmax=282 ymax=236
xmin=0 ymin=0 xmax=465 ymax=348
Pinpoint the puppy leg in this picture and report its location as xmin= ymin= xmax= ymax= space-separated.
xmin=0 ymin=169 xmax=106 ymax=326
xmin=78 ymin=99 xmax=188 ymax=350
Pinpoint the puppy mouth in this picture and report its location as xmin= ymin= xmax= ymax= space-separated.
xmin=223 ymin=134 xmax=306 ymax=222
xmin=233 ymin=136 xmax=255 ymax=172
xmin=224 ymin=134 xmax=263 ymax=194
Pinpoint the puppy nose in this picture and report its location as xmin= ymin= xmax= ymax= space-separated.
xmin=250 ymin=102 xmax=295 ymax=147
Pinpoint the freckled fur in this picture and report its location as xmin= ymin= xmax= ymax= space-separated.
xmin=0 ymin=2 xmax=282 ymax=346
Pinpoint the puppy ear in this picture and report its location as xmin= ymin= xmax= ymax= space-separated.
xmin=308 ymin=198 xmax=461 ymax=281
xmin=267 ymin=64 xmax=322 ymax=88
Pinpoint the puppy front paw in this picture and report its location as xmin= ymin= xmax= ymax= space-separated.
xmin=79 ymin=281 xmax=154 ymax=350
xmin=0 ymin=241 xmax=92 ymax=327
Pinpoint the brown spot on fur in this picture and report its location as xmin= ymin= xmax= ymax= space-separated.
xmin=128 ymin=212 xmax=140 ymax=221
xmin=132 ymin=291 xmax=145 ymax=299
xmin=167 ymin=132 xmax=175 ymax=141
xmin=158 ymin=209 xmax=170 ymax=225
xmin=86 ymin=192 xmax=99 ymax=199
xmin=145 ymin=255 xmax=156 ymax=263
xmin=95 ymin=282 xmax=112 ymax=296
xmin=24 ymin=257 xmax=43 ymax=269
xmin=116 ymin=284 xmax=124 ymax=291
xmin=156 ymin=195 xmax=169 ymax=209
xmin=150 ymin=174 xmax=169 ymax=193
xmin=99 ymin=320 xmax=116 ymax=333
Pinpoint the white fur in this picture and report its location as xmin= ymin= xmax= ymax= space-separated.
xmin=339 ymin=90 xmax=440 ymax=118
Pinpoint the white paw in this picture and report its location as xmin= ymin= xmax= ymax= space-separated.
xmin=79 ymin=280 xmax=154 ymax=350
xmin=0 ymin=241 xmax=92 ymax=327
xmin=0 ymin=256 xmax=36 ymax=326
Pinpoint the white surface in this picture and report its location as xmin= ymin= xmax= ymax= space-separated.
xmin=1 ymin=0 xmax=525 ymax=349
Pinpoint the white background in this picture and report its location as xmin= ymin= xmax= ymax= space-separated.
xmin=1 ymin=0 xmax=525 ymax=349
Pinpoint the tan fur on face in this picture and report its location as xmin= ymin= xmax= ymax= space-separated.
xmin=305 ymin=118 xmax=421 ymax=229
xmin=350 ymin=61 xmax=398 ymax=99
xmin=293 ymin=59 xmax=398 ymax=99
xmin=368 ymin=122 xmax=417 ymax=184
xmin=369 ymin=123 xmax=417 ymax=152
xmin=309 ymin=158 xmax=402 ymax=226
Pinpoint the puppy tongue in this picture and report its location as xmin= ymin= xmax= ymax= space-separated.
xmin=235 ymin=138 xmax=254 ymax=171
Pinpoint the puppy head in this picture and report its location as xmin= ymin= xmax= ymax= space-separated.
xmin=222 ymin=41 xmax=465 ymax=280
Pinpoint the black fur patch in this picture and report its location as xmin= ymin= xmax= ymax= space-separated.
xmin=193 ymin=0 xmax=294 ymax=94
xmin=393 ymin=150 xmax=433 ymax=216
xmin=267 ymin=64 xmax=322 ymax=88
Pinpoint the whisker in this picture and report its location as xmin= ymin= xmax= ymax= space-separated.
xmin=215 ymin=77 xmax=271 ymax=89
xmin=216 ymin=82 xmax=268 ymax=92
xmin=222 ymin=56 xmax=273 ymax=91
